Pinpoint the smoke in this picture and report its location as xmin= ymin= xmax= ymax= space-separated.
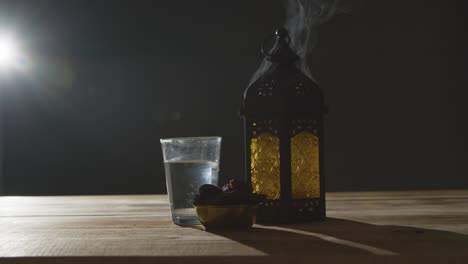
xmin=248 ymin=0 xmax=341 ymax=86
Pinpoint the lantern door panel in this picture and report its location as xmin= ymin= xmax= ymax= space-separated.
xmin=291 ymin=131 xmax=320 ymax=199
xmin=290 ymin=119 xmax=322 ymax=218
xmin=249 ymin=120 xmax=281 ymax=200
xmin=250 ymin=132 xmax=280 ymax=199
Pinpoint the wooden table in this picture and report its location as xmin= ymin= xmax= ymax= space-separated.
xmin=1 ymin=190 xmax=468 ymax=263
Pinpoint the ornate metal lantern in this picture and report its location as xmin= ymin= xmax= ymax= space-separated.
xmin=240 ymin=28 xmax=327 ymax=223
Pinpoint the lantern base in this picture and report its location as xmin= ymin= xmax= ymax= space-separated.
xmin=256 ymin=198 xmax=325 ymax=223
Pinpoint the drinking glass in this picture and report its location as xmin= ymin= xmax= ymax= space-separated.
xmin=160 ymin=136 xmax=221 ymax=225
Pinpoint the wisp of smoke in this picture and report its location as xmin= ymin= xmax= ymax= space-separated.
xmin=248 ymin=0 xmax=340 ymax=86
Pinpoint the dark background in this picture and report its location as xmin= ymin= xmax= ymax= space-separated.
xmin=0 ymin=0 xmax=467 ymax=195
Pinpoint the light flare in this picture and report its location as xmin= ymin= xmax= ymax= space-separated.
xmin=0 ymin=34 xmax=20 ymax=67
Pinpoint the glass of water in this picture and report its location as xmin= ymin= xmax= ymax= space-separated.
xmin=160 ymin=136 xmax=221 ymax=225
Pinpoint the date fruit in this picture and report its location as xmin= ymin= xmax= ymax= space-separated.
xmin=194 ymin=179 xmax=266 ymax=206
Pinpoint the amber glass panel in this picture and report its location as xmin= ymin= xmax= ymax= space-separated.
xmin=291 ymin=131 xmax=320 ymax=199
xmin=250 ymin=132 xmax=280 ymax=199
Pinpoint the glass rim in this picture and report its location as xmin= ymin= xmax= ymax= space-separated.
xmin=160 ymin=136 xmax=222 ymax=143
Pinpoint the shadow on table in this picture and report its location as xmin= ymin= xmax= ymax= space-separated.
xmin=206 ymin=218 xmax=468 ymax=256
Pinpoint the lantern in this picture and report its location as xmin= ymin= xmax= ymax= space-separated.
xmin=239 ymin=28 xmax=327 ymax=223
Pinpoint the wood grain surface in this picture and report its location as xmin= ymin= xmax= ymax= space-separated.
xmin=1 ymin=190 xmax=468 ymax=263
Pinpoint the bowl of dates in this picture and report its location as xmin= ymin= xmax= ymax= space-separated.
xmin=193 ymin=180 xmax=266 ymax=229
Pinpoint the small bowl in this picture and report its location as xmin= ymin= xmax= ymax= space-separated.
xmin=194 ymin=204 xmax=258 ymax=229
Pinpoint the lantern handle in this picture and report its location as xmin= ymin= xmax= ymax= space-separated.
xmin=261 ymin=28 xmax=291 ymax=58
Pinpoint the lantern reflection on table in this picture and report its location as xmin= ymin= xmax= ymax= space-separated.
xmin=239 ymin=28 xmax=327 ymax=223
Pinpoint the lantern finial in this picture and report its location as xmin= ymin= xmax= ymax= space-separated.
xmin=261 ymin=28 xmax=299 ymax=64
